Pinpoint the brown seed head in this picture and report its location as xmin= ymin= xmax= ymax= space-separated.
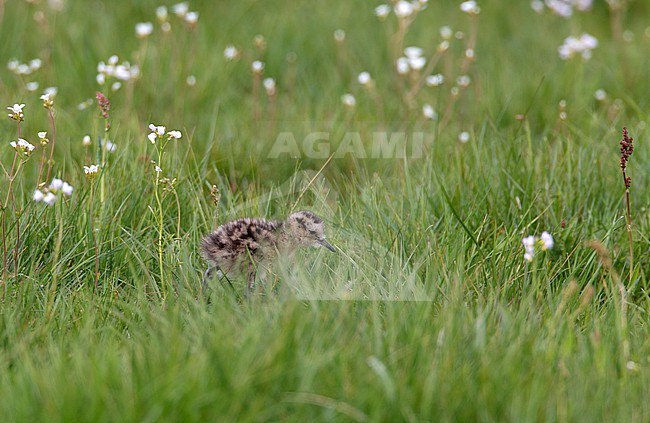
xmin=96 ymin=91 xmax=111 ymax=120
xmin=619 ymin=127 xmax=634 ymax=174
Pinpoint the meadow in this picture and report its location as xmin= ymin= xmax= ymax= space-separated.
xmin=1 ymin=0 xmax=650 ymax=421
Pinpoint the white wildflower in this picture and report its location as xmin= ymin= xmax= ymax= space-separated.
xmin=186 ymin=75 xmax=197 ymax=86
xmin=422 ymin=104 xmax=437 ymax=120
xmin=558 ymin=33 xmax=598 ymax=60
xmin=83 ymin=164 xmax=100 ymax=177
xmin=522 ymin=231 xmax=554 ymax=262
xmin=16 ymin=64 xmax=31 ymax=75
xmin=184 ymin=11 xmax=199 ymax=24
xmin=334 ymin=29 xmax=346 ymax=42
xmin=33 ymin=189 xmax=45 ymax=202
xmin=358 ymin=72 xmax=372 ymax=86
xmin=426 ymin=74 xmax=444 ymax=86
xmin=26 ymin=82 xmax=39 ymax=91
xmin=251 ymin=60 xmax=264 ymax=73
xmin=522 ymin=235 xmax=536 ymax=261
xmin=102 ymin=139 xmax=116 ymax=152
xmin=458 ymin=131 xmax=470 ymax=143
xmin=540 ymin=231 xmax=554 ymax=250
xmin=439 ymin=26 xmax=453 ymax=40
xmin=172 ymin=2 xmax=189 ymax=16
xmin=341 ymin=94 xmax=356 ymax=107
xmin=10 ymin=138 xmax=35 ymax=156
xmin=394 ymin=1 xmax=414 ymax=18
xmin=38 ymin=131 xmax=48 ymax=146
xmin=375 ymin=4 xmax=391 ymax=19
xmin=408 ymin=56 xmax=426 ymax=70
xmin=156 ymin=6 xmax=168 ymax=21
xmin=224 ymin=45 xmax=239 ymax=61
xmin=167 ymin=130 xmax=182 ymax=139
xmin=545 ymin=0 xmax=573 ymax=17
xmin=135 ymin=22 xmax=154 ymax=38
xmin=49 ymin=178 xmax=63 ymax=191
xmin=531 ymin=0 xmax=544 ymax=13
xmin=61 ymin=182 xmax=73 ymax=196
xmin=40 ymin=92 xmax=54 ymax=109
xmin=404 ymin=46 xmax=423 ymax=59
xmin=82 ymin=135 xmax=92 ymax=147
xmin=149 ymin=124 xmax=166 ymax=136
xmin=460 ymin=1 xmax=480 ymax=14
xmin=263 ymin=78 xmax=276 ymax=95
xmin=43 ymin=192 xmax=57 ymax=206
xmin=457 ymin=75 xmax=471 ymax=87
xmin=7 ymin=103 xmax=25 ymax=121
xmin=396 ymin=57 xmax=410 ymax=75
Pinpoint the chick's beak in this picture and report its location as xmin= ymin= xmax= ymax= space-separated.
xmin=317 ymin=238 xmax=336 ymax=252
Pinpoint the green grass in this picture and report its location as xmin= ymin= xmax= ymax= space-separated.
xmin=1 ymin=0 xmax=650 ymax=421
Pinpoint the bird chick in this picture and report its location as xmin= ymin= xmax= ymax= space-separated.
xmin=201 ymin=211 xmax=335 ymax=294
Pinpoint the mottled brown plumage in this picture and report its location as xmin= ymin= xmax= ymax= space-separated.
xmin=201 ymin=211 xmax=335 ymax=293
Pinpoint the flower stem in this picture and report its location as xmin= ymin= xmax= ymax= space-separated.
xmin=623 ymin=176 xmax=633 ymax=285
xmin=1 ymin=152 xmax=18 ymax=280
xmin=90 ymin=183 xmax=100 ymax=292
xmin=155 ymin=147 xmax=166 ymax=299
xmin=47 ymin=199 xmax=64 ymax=318
xmin=45 ymin=108 xmax=56 ymax=182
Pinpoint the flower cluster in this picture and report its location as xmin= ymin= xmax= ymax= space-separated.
xmin=373 ymin=0 xmax=436 ymax=20
xmin=422 ymin=104 xmax=437 ymax=120
xmin=34 ymin=178 xmax=73 ymax=206
xmin=147 ymin=124 xmax=182 ymax=144
xmin=426 ymin=73 xmax=444 ymax=87
xmin=620 ymin=127 xmax=634 ymax=188
xmin=172 ymin=2 xmax=199 ymax=25
xmin=251 ymin=60 xmax=264 ymax=74
xmin=341 ymin=94 xmax=356 ymax=107
xmin=155 ymin=3 xmax=199 ymax=33
xmin=10 ymin=138 xmax=35 ymax=157
xmin=358 ymin=71 xmax=372 ymax=87
xmin=41 ymin=91 xmax=55 ymax=109
xmin=96 ymin=55 xmax=140 ymax=86
xmin=224 ymin=45 xmax=240 ymax=61
xmin=522 ymin=231 xmax=554 ymax=262
xmin=558 ymin=33 xmax=597 ymax=60
xmin=83 ymin=164 xmax=100 ymax=178
xmin=7 ymin=103 xmax=25 ymax=121
xmin=38 ymin=131 xmax=49 ymax=146
xmin=135 ymin=22 xmax=154 ymax=38
xmin=396 ymin=46 xmax=426 ymax=75
xmin=263 ymin=78 xmax=276 ymax=96
xmin=460 ymin=1 xmax=480 ymax=14
xmin=532 ymin=0 xmax=592 ymax=18
xmin=7 ymin=58 xmax=42 ymax=75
